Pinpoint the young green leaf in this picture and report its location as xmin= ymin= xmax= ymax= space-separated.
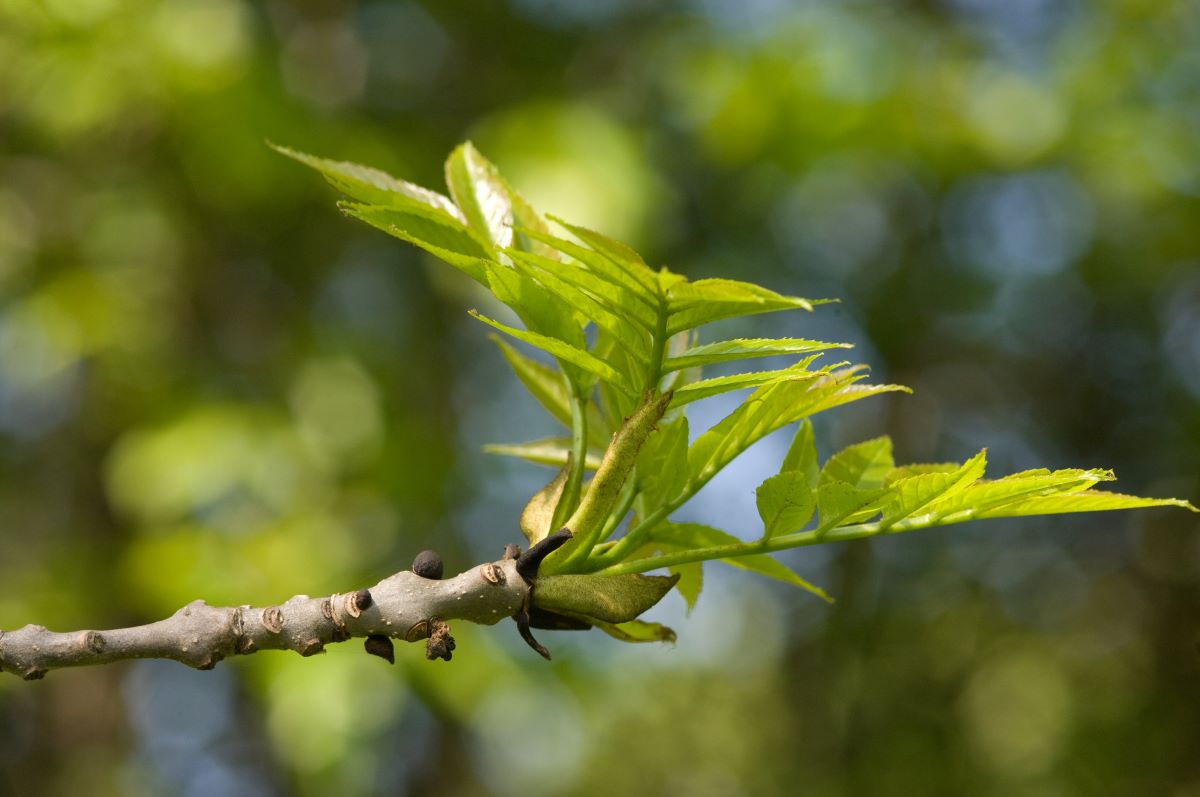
xmin=670 ymin=561 xmax=703 ymax=613
xmin=819 ymin=436 xmax=894 ymax=490
xmin=271 ymin=144 xmax=464 ymax=220
xmin=781 ymin=419 xmax=819 ymax=484
xmin=483 ymin=439 xmax=603 ymax=470
xmin=929 ymin=468 xmax=1115 ymax=520
xmin=507 ymin=245 xmax=658 ymax=330
xmin=520 ymin=459 xmax=572 ymax=545
xmin=444 ymin=142 xmax=513 ymax=253
xmin=508 ymin=251 xmax=651 ymax=368
xmin=546 ymin=215 xmax=660 ymax=295
xmin=971 ymin=490 xmax=1197 ymax=518
xmin=665 ymin=279 xmax=819 ymax=335
xmin=592 ymin=619 xmax=677 ymax=643
xmin=667 ymin=364 xmax=827 ymax=409
xmin=650 ymin=522 xmax=832 ymax=602
xmin=521 ymin=228 xmax=660 ymax=309
xmin=340 ymin=203 xmax=492 ymax=284
xmin=637 ymin=414 xmax=689 ymax=510
xmin=879 ymin=450 xmax=988 ymax=524
xmin=469 ymin=310 xmax=633 ymax=393
xmin=756 ymin=470 xmax=817 ymax=538
xmin=663 ymin=337 xmax=850 ymax=372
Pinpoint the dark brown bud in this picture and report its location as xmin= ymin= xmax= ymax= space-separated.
xmin=352 ymin=588 xmax=373 ymax=612
xmin=515 ymin=529 xmax=573 ymax=583
xmin=364 ymin=635 xmax=395 ymax=664
xmin=412 ymin=550 xmax=444 ymax=580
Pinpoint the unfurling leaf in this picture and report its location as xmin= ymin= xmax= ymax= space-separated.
xmin=520 ymin=459 xmax=572 ymax=545
xmin=531 ymin=573 xmax=680 ymax=624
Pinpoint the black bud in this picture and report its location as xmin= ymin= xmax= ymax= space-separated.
xmin=364 ymin=635 xmax=395 ymax=664
xmin=515 ymin=529 xmax=573 ymax=583
xmin=352 ymin=588 xmax=373 ymax=612
xmin=412 ymin=550 xmax=443 ymax=580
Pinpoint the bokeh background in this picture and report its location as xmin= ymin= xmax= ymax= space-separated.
xmin=2 ymin=0 xmax=1199 ymax=794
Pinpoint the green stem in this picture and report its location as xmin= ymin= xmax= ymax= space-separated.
xmin=597 ymin=473 xmax=639 ymax=542
xmin=593 ymin=516 xmax=948 ymax=576
xmin=643 ymin=293 xmax=668 ymax=394
xmin=550 ymin=384 xmax=589 ymax=532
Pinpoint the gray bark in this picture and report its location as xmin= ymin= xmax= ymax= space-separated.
xmin=0 ymin=559 xmax=528 ymax=680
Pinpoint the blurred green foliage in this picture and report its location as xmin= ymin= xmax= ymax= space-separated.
xmin=1 ymin=1 xmax=1198 ymax=795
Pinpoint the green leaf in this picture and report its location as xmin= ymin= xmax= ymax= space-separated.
xmin=687 ymin=369 xmax=906 ymax=487
xmin=929 ymin=468 xmax=1115 ymax=520
xmin=482 ymin=262 xmax=584 ymax=348
xmin=884 ymin=461 xmax=962 ymax=486
xmin=592 ymin=619 xmax=677 ymax=643
xmin=520 ymin=459 xmax=572 ymax=545
xmin=508 ymin=251 xmax=651 ymax=367
xmin=490 ymin=335 xmax=571 ymax=426
xmin=637 ymin=415 xmax=689 ymax=509
xmin=756 ymin=470 xmax=817 ymax=538
xmin=271 ymin=144 xmax=464 ymax=221
xmin=879 ymin=450 xmax=988 ymax=523
xmin=817 ymin=480 xmax=887 ymax=529
xmin=483 ymin=439 xmax=603 ymax=471
xmin=650 ymin=523 xmax=832 ymax=602
xmin=663 ymin=337 xmax=850 ymax=372
xmin=781 ymin=419 xmax=819 ymax=484
xmin=469 ymin=310 xmax=634 ymax=392
xmin=339 ymin=203 xmax=492 ymax=284
xmin=972 ymin=490 xmax=1198 ymax=519
xmin=819 ymin=436 xmax=894 ymax=490
xmin=521 ymin=228 xmax=659 ymax=310
xmin=444 ymin=142 xmax=513 ymax=253
xmin=490 ymin=335 xmax=609 ymax=447
xmin=507 ymin=245 xmax=658 ymax=330
xmin=547 ymin=215 xmax=660 ymax=295
xmin=670 ymin=561 xmax=703 ymax=614
xmin=668 ymin=363 xmax=826 ymax=409
xmin=531 ymin=573 xmax=679 ymax=624
xmin=665 ymin=279 xmax=818 ymax=335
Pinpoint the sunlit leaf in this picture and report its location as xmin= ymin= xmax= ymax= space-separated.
xmin=756 ymin=470 xmax=817 ymax=538
xmin=547 ymin=215 xmax=660 ymax=294
xmin=271 ymin=144 xmax=464 ymax=221
xmin=444 ymin=142 xmax=513 ymax=253
xmin=339 ymin=203 xmax=491 ymax=284
xmin=819 ymin=436 xmax=894 ymax=490
xmin=668 ymin=363 xmax=825 ymax=409
xmin=879 ymin=450 xmax=987 ymax=523
xmin=521 ymin=228 xmax=660 ymax=309
xmin=469 ymin=310 xmax=633 ymax=392
xmin=781 ymin=419 xmax=819 ymax=484
xmin=663 ymin=337 xmax=849 ymax=372
xmin=665 ymin=279 xmax=819 ymax=335
xmin=972 ymin=490 xmax=1197 ymax=518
